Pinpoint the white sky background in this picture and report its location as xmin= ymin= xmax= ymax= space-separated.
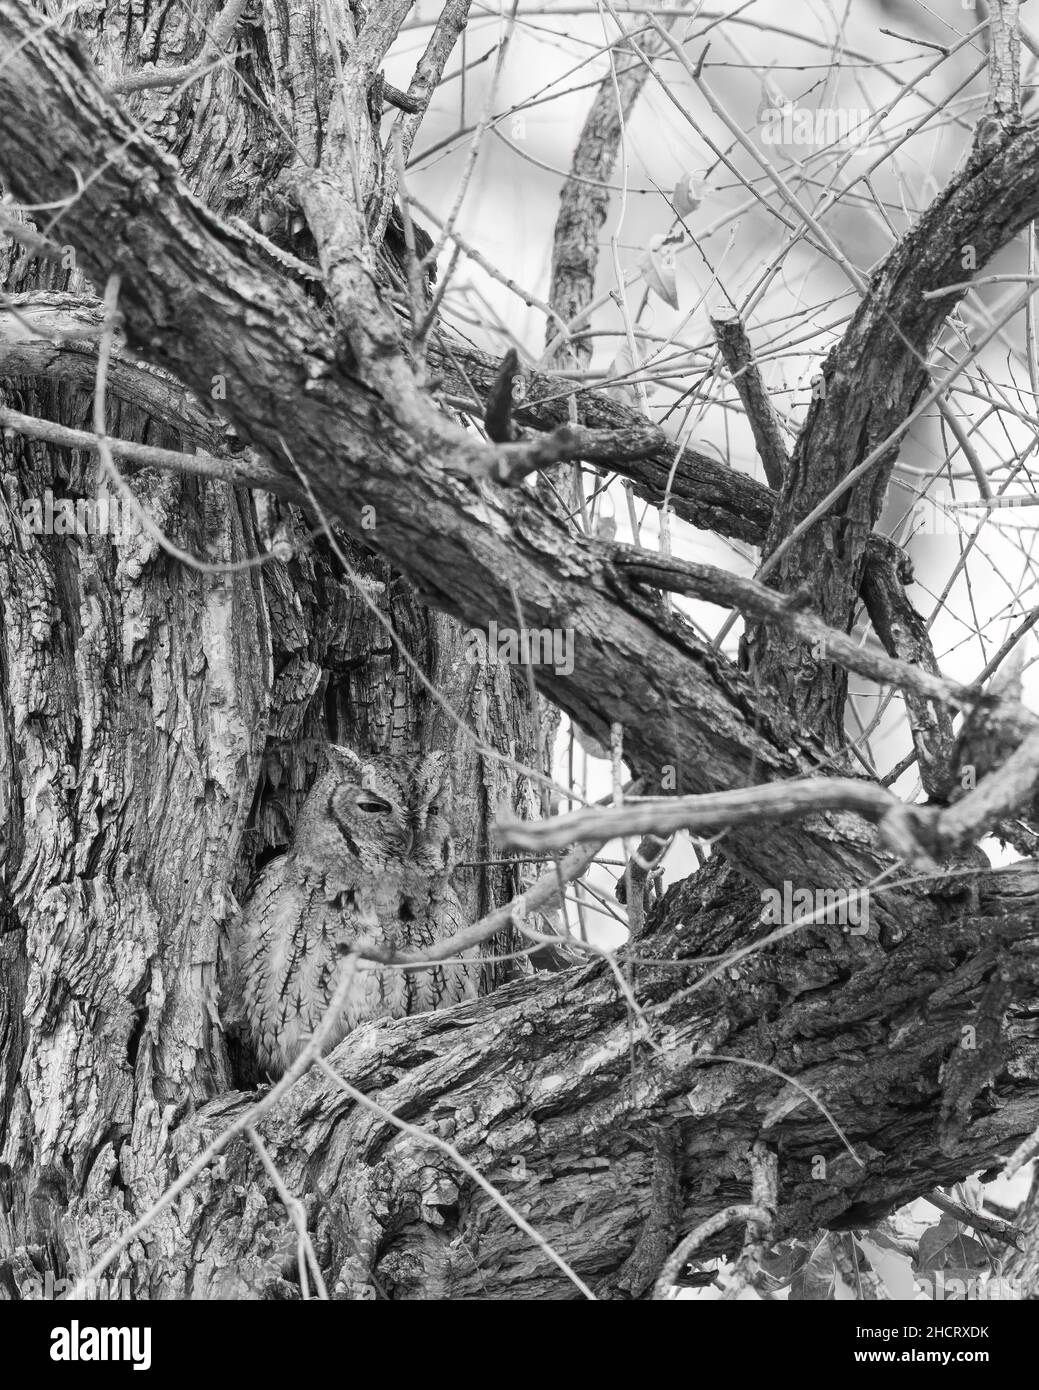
xmin=385 ymin=1 xmax=1039 ymax=944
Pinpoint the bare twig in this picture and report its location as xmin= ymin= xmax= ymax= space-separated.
xmin=610 ymin=544 xmax=978 ymax=713
xmin=722 ymin=1143 xmax=778 ymax=1300
xmin=711 ymin=312 xmax=789 ymax=490
xmin=497 ymin=734 xmax=1039 ymax=863
xmin=108 ymin=0 xmax=250 ymax=93
xmin=0 ymin=405 xmax=290 ymax=495
xmin=247 ymin=1128 xmax=329 ymax=1299
xmin=496 ymin=778 xmax=901 ymax=850
xmin=354 ymin=837 xmax=605 ymax=970
xmin=925 ymin=1188 xmax=1024 ymax=1250
xmin=652 ymin=1204 xmax=772 ymax=1300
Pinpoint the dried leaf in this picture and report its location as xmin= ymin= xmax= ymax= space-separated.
xmin=673 ymin=171 xmax=703 ymax=217
xmin=918 ymin=1215 xmax=988 ymax=1272
xmin=571 ymin=718 xmax=609 ymax=761
xmin=637 ymin=236 xmax=679 ymax=309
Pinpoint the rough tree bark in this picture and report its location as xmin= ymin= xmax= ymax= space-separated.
xmin=0 ymin=0 xmax=1037 ymax=1301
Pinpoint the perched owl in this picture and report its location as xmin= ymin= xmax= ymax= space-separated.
xmin=238 ymin=745 xmax=480 ymax=1077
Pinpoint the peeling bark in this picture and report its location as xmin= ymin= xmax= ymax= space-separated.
xmin=0 ymin=0 xmax=1037 ymax=1303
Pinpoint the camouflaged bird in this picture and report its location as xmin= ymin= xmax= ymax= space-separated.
xmin=238 ymin=745 xmax=480 ymax=1077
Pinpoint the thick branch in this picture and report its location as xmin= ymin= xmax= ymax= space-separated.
xmin=984 ymin=0 xmax=1021 ymax=129
xmin=495 ymin=739 xmax=1039 ymax=861
xmin=750 ymin=113 xmax=1039 ymax=744
xmin=1 ymin=7 xmax=885 ymax=904
xmin=610 ymin=544 xmax=980 ymax=716
xmin=711 ymin=312 xmax=789 ymax=490
xmin=109 ymin=856 xmax=1039 ymax=1298
xmin=545 ymin=8 xmax=690 ymax=364
xmin=859 ymin=537 xmax=957 ymax=801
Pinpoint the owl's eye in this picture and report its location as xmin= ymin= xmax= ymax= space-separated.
xmin=356 ymin=794 xmax=391 ymax=814
xmin=427 ymin=802 xmax=440 ymax=816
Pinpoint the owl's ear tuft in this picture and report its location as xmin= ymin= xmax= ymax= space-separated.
xmin=327 ymin=744 xmax=366 ymax=777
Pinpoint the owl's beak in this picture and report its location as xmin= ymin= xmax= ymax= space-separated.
xmin=402 ymin=828 xmax=414 ymax=856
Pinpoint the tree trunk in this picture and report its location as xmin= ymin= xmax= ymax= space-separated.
xmin=0 ymin=0 xmax=1038 ymax=1302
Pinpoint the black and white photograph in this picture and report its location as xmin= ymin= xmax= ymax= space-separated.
xmin=1 ymin=0 xmax=1039 ymax=1342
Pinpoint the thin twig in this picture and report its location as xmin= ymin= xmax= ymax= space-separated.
xmin=246 ymin=1128 xmax=330 ymax=1299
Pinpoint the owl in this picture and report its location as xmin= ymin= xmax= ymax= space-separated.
xmin=237 ymin=745 xmax=481 ymax=1077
